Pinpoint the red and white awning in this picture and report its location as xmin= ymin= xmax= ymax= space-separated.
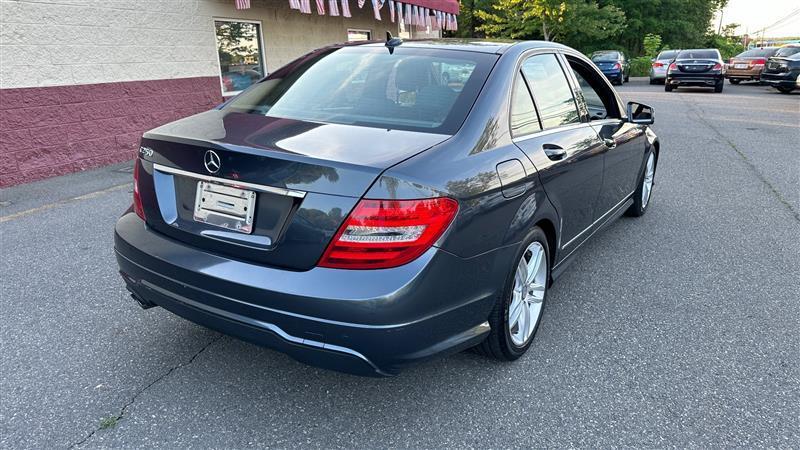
xmin=236 ymin=0 xmax=459 ymax=31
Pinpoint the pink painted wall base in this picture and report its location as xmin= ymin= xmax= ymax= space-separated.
xmin=0 ymin=77 xmax=222 ymax=188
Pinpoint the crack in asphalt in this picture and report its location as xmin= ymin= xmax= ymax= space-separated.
xmin=680 ymin=94 xmax=800 ymax=223
xmin=67 ymin=335 xmax=223 ymax=449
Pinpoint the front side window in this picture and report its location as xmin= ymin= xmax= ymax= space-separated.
xmin=510 ymin=72 xmax=541 ymax=137
xmin=522 ymin=54 xmax=580 ymax=129
xmin=568 ymin=58 xmax=620 ymax=121
xmin=214 ymin=20 xmax=265 ymax=96
xmin=225 ymin=47 xmax=497 ymax=134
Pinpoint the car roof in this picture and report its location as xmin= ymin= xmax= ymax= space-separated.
xmin=356 ymin=38 xmax=570 ymax=54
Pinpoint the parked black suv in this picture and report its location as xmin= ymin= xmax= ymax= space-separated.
xmin=760 ymin=45 xmax=800 ymax=94
xmin=665 ymin=49 xmax=725 ymax=93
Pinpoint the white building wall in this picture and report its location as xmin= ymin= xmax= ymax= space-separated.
xmin=0 ymin=0 xmax=408 ymax=89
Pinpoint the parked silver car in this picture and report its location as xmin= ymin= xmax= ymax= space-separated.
xmin=649 ymin=50 xmax=680 ymax=84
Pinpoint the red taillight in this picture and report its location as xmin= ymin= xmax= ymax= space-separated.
xmin=613 ymin=62 xmax=621 ymax=70
xmin=318 ymin=198 xmax=459 ymax=269
xmin=751 ymin=58 xmax=766 ymax=66
xmin=668 ymin=62 xmax=678 ymax=72
xmin=652 ymin=62 xmax=663 ymax=68
xmin=133 ymin=158 xmax=146 ymax=220
xmin=713 ymin=63 xmax=723 ymax=70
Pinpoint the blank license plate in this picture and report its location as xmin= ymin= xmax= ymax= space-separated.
xmin=734 ymin=64 xmax=747 ymax=69
xmin=194 ymin=181 xmax=256 ymax=234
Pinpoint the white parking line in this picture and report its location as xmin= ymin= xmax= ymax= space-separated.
xmin=0 ymin=183 xmax=131 ymax=223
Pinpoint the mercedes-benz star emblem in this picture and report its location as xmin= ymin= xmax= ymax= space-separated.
xmin=204 ymin=150 xmax=221 ymax=174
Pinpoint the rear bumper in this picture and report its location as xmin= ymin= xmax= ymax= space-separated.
xmin=725 ymin=67 xmax=762 ymax=79
xmin=760 ymin=72 xmax=799 ymax=89
xmin=600 ymin=69 xmax=623 ymax=80
xmin=115 ymin=212 xmax=512 ymax=376
xmin=667 ymin=73 xmax=723 ymax=86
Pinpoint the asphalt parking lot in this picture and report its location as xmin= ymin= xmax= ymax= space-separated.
xmin=1 ymin=79 xmax=798 ymax=448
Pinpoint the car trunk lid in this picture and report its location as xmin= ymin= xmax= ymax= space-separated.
xmin=136 ymin=109 xmax=450 ymax=270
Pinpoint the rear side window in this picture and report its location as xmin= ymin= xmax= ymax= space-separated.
xmin=522 ymin=54 xmax=580 ymax=129
xmin=677 ymin=49 xmax=720 ymax=60
xmin=592 ymin=51 xmax=620 ymax=61
xmin=657 ymin=50 xmax=679 ymax=60
xmin=224 ymin=47 xmax=497 ymax=134
xmin=775 ymin=46 xmax=800 ymax=57
xmin=737 ymin=48 xmax=777 ymax=58
xmin=510 ymin=72 xmax=541 ymax=137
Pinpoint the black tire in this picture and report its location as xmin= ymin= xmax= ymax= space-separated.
xmin=649 ymin=78 xmax=657 ymax=85
xmin=665 ymin=84 xmax=674 ymax=92
xmin=626 ymin=150 xmax=656 ymax=217
xmin=776 ymin=86 xmax=794 ymax=94
xmin=625 ymin=74 xmax=630 ymax=83
xmin=475 ymin=227 xmax=550 ymax=361
xmin=729 ymin=78 xmax=741 ymax=84
xmin=714 ymin=81 xmax=724 ymax=93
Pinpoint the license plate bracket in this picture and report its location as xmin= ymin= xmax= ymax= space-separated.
xmin=193 ymin=181 xmax=257 ymax=234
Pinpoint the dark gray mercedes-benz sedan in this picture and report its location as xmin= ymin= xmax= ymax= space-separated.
xmin=115 ymin=39 xmax=659 ymax=376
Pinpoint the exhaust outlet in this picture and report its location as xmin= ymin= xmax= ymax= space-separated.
xmin=130 ymin=292 xmax=156 ymax=310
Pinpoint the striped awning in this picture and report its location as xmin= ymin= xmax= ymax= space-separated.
xmin=235 ymin=1 xmax=459 ymax=20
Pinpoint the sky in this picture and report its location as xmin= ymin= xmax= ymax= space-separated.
xmin=715 ymin=0 xmax=800 ymax=37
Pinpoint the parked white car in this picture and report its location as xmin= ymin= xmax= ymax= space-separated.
xmin=649 ymin=49 xmax=680 ymax=84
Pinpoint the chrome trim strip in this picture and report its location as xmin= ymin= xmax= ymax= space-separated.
xmin=153 ymin=163 xmax=306 ymax=198
xmin=512 ymin=122 xmax=594 ymax=143
xmin=562 ymin=191 xmax=635 ymax=248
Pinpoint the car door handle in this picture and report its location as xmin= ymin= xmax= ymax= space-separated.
xmin=543 ymin=144 xmax=567 ymax=161
xmin=604 ymin=138 xmax=617 ymax=149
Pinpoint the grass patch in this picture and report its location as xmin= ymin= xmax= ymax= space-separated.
xmin=99 ymin=416 xmax=119 ymax=430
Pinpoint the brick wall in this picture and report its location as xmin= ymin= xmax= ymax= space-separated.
xmin=0 ymin=77 xmax=221 ymax=187
xmin=0 ymin=0 xmax=440 ymax=187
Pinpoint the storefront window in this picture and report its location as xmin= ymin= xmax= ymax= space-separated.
xmin=347 ymin=29 xmax=372 ymax=42
xmin=214 ymin=19 xmax=265 ymax=96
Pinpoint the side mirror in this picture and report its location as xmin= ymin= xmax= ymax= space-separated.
xmin=627 ymin=101 xmax=654 ymax=125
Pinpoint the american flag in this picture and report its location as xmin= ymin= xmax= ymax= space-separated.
xmin=289 ymin=0 xmax=300 ymax=9
xmin=328 ymin=0 xmax=339 ymax=16
xmin=235 ymin=0 xmax=251 ymax=10
xmin=358 ymin=0 xmax=366 ymax=8
xmin=389 ymin=0 xmax=395 ymax=23
xmin=299 ymin=0 xmax=312 ymax=13
xmin=397 ymin=2 xmax=403 ymax=22
xmin=341 ymin=0 xmax=351 ymax=17
xmin=371 ymin=0 xmax=381 ymax=20
xmin=316 ymin=0 xmax=325 ymax=14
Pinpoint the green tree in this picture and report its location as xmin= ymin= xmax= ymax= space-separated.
xmin=595 ymin=0 xmax=728 ymax=54
xmin=476 ymin=0 xmax=625 ymax=49
xmin=455 ymin=0 xmax=495 ymax=38
xmin=642 ymin=33 xmax=662 ymax=58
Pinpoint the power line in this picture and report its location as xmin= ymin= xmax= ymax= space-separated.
xmin=751 ymin=8 xmax=800 ymax=35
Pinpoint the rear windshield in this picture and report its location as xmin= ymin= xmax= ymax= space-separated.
xmin=677 ymin=49 xmax=719 ymax=60
xmin=656 ymin=50 xmax=679 ymax=60
xmin=224 ymin=46 xmax=497 ymax=134
xmin=737 ymin=48 xmax=777 ymax=58
xmin=592 ymin=51 xmax=620 ymax=61
xmin=775 ymin=46 xmax=800 ymax=57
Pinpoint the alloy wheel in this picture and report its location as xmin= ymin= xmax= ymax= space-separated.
xmin=642 ymin=152 xmax=655 ymax=208
xmin=508 ymin=242 xmax=547 ymax=347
